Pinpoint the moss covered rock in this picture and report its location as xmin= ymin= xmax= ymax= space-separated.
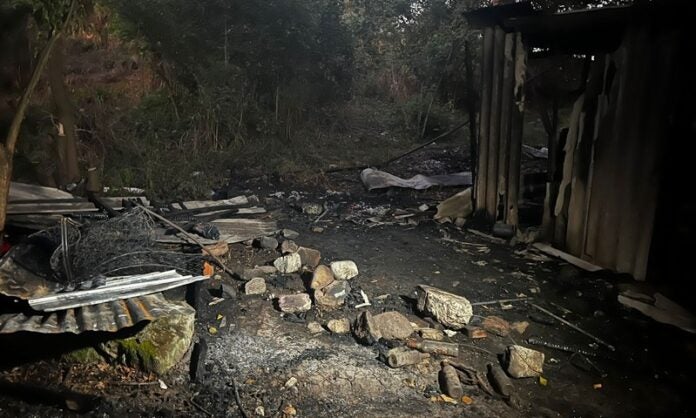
xmin=105 ymin=301 xmax=195 ymax=374
xmin=63 ymin=347 xmax=105 ymax=364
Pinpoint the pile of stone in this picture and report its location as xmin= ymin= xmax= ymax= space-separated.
xmin=239 ymin=231 xmax=547 ymax=406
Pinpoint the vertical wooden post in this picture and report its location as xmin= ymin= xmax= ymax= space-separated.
xmin=476 ymin=27 xmax=494 ymax=213
xmin=498 ymin=33 xmax=515 ymax=222
xmin=507 ymin=33 xmax=525 ymax=227
xmin=485 ymin=26 xmax=505 ymax=220
xmin=464 ymin=39 xmax=478 ymax=184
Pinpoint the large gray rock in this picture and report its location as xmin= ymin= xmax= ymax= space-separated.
xmin=330 ymin=260 xmax=359 ymax=280
xmin=314 ymin=280 xmax=350 ymax=309
xmin=278 ymin=293 xmax=312 ymax=313
xmin=372 ymin=311 xmax=414 ymax=340
xmin=504 ymin=345 xmax=544 ymax=378
xmin=416 ymin=285 xmax=472 ymax=330
xmin=274 ymin=253 xmax=302 ymax=273
xmin=103 ymin=301 xmax=195 ymax=374
xmin=255 ymin=236 xmax=279 ymax=250
xmin=310 ymin=265 xmax=335 ymax=290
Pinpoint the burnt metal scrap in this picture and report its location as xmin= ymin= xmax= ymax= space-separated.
xmin=0 ymin=293 xmax=194 ymax=334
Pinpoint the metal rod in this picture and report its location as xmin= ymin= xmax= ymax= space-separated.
xmin=135 ymin=203 xmax=237 ymax=278
xmin=530 ymin=303 xmax=615 ymax=351
xmin=471 ymin=297 xmax=530 ymax=306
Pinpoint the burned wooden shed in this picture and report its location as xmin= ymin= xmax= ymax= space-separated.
xmin=467 ymin=0 xmax=693 ymax=281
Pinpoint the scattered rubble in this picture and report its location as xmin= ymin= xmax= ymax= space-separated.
xmin=310 ymin=265 xmax=335 ymax=290
xmin=202 ymin=241 xmax=229 ymax=257
xmin=463 ymin=325 xmax=487 ymax=339
xmin=255 ymin=236 xmax=279 ymax=250
xmin=439 ymin=361 xmax=464 ymax=399
xmin=245 ymin=277 xmax=267 ymax=295
xmin=511 ymin=321 xmax=530 ymax=334
xmin=419 ymin=328 xmax=445 ymax=341
xmin=301 ymin=202 xmax=324 ymax=215
xmin=314 ymin=280 xmax=350 ymax=308
xmin=330 ymin=260 xmax=359 ymax=280
xmin=416 ymin=285 xmax=473 ymax=329
xmin=297 ymin=247 xmax=321 ymax=268
xmin=307 ymin=321 xmax=324 ymax=334
xmin=487 ymin=363 xmax=513 ymax=397
xmin=434 ymin=188 xmax=473 ymax=222
xmin=353 ymin=311 xmax=382 ymax=344
xmin=326 ymin=318 xmax=351 ymax=334
xmin=281 ymin=229 xmax=300 ymax=239
xmin=280 ymin=240 xmax=299 ymax=254
xmin=372 ymin=311 xmax=414 ymax=340
xmin=406 ymin=340 xmax=459 ymax=357
xmin=278 ymin=293 xmax=312 ymax=313
xmin=273 ymin=253 xmax=302 ymax=274
xmin=386 ymin=347 xmax=430 ymax=368
xmin=504 ymin=345 xmax=545 ymax=378
xmin=482 ymin=316 xmax=511 ymax=337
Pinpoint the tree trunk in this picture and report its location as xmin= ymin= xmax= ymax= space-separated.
xmin=0 ymin=0 xmax=74 ymax=232
xmin=47 ymin=36 xmax=80 ymax=185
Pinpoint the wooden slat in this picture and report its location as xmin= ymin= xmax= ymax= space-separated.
xmin=614 ymin=26 xmax=651 ymax=274
xmin=7 ymin=202 xmax=97 ymax=214
xmin=171 ymin=196 xmax=249 ymax=210
xmin=565 ymin=56 xmax=606 ymax=255
xmin=506 ymin=33 xmax=525 ymax=227
xmin=156 ymin=218 xmax=278 ymax=245
xmin=533 ymin=243 xmax=603 ymax=272
xmin=476 ymin=26 xmax=495 ymax=212
xmin=497 ymin=32 xmax=515 ymax=222
xmin=485 ymin=26 xmax=506 ymax=220
xmin=552 ymin=93 xmax=585 ymax=247
xmin=630 ymin=27 xmax=676 ymax=280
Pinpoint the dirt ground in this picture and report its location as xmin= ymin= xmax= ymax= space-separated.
xmin=1 ymin=146 xmax=695 ymax=417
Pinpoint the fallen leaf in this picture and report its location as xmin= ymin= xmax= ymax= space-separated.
xmin=440 ymin=394 xmax=458 ymax=404
xmin=208 ymin=326 xmax=218 ymax=335
xmin=283 ymin=404 xmax=297 ymax=416
xmin=203 ymin=261 xmax=214 ymax=276
xmin=539 ymin=376 xmax=548 ymax=386
xmin=461 ymin=395 xmax=474 ymax=405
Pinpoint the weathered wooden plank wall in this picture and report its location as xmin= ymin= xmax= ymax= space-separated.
xmin=546 ymin=22 xmax=678 ymax=280
xmin=475 ymin=27 xmax=525 ymax=225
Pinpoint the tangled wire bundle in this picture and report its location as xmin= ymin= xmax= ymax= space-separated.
xmin=38 ymin=207 xmax=202 ymax=290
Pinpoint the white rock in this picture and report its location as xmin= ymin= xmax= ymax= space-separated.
xmin=416 ymin=285 xmax=473 ymax=330
xmin=505 ymin=345 xmax=545 ymax=378
xmin=278 ymin=293 xmax=312 ymax=313
xmin=326 ymin=318 xmax=351 ymax=334
xmin=244 ymin=277 xmax=266 ymax=295
xmin=330 ymin=260 xmax=359 ymax=280
xmin=307 ymin=321 xmax=324 ymax=334
xmin=273 ymin=253 xmax=302 ymax=273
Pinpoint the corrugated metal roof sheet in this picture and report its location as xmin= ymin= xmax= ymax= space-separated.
xmin=0 ymin=255 xmax=197 ymax=334
xmin=0 ymin=293 xmax=194 ymax=334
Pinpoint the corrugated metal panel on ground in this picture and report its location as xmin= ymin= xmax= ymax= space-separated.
xmin=0 ymin=293 xmax=194 ymax=334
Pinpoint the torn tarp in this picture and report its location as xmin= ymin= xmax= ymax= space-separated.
xmin=360 ymin=168 xmax=472 ymax=191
